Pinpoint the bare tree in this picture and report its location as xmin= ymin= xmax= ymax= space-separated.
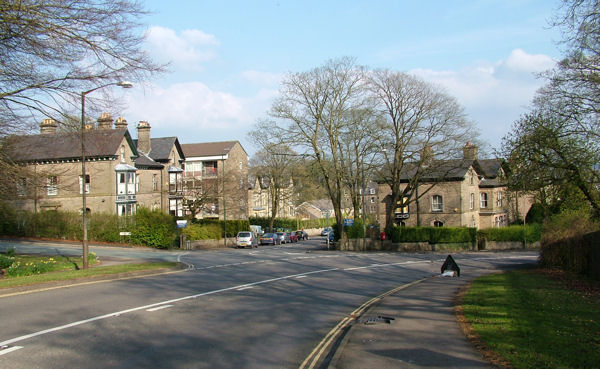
xmin=0 ymin=0 xmax=165 ymax=135
xmin=248 ymin=119 xmax=298 ymax=231
xmin=270 ymin=57 xmax=366 ymax=239
xmin=368 ymin=69 xmax=478 ymax=230
xmin=340 ymin=108 xmax=380 ymax=221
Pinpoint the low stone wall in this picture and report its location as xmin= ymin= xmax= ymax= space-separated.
xmin=338 ymin=238 xmax=539 ymax=252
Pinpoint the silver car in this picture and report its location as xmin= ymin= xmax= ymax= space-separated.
xmin=236 ymin=231 xmax=257 ymax=248
xmin=275 ymin=232 xmax=290 ymax=244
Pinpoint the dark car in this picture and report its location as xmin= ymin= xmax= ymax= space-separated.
xmin=275 ymin=232 xmax=290 ymax=244
xmin=321 ymin=227 xmax=333 ymax=236
xmin=259 ymin=233 xmax=280 ymax=245
xmin=295 ymin=230 xmax=308 ymax=240
xmin=328 ymin=230 xmax=335 ymax=243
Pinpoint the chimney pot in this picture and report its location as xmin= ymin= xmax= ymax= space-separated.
xmin=40 ymin=118 xmax=58 ymax=134
xmin=97 ymin=113 xmax=113 ymax=130
xmin=115 ymin=116 xmax=128 ymax=129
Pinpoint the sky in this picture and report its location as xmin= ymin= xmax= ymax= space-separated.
xmin=120 ymin=0 xmax=563 ymax=157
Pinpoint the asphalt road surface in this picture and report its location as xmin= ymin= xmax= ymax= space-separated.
xmin=0 ymin=239 xmax=537 ymax=368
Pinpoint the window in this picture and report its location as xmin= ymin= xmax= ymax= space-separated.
xmin=118 ymin=203 xmax=136 ymax=216
xmin=47 ymin=176 xmax=57 ymax=196
xmin=480 ymin=192 xmax=488 ymax=208
xmin=433 ymin=220 xmax=444 ymax=227
xmin=79 ymin=175 xmax=90 ymax=194
xmin=432 ymin=195 xmax=443 ymax=212
xmin=17 ymin=178 xmax=26 ymax=197
xmin=470 ymin=193 xmax=474 ymax=209
xmin=153 ymin=174 xmax=158 ymax=191
xmin=369 ymin=188 xmax=376 ymax=195
xmin=470 ymin=171 xmax=474 ymax=185
xmin=497 ymin=192 xmax=503 ymax=207
xmin=370 ymin=197 xmax=375 ymax=203
xmin=120 ymin=145 xmax=125 ymax=162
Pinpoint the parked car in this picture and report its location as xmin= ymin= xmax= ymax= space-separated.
xmin=275 ymin=231 xmax=290 ymax=244
xmin=321 ymin=227 xmax=333 ymax=236
xmin=235 ymin=231 xmax=257 ymax=248
xmin=288 ymin=232 xmax=299 ymax=243
xmin=259 ymin=233 xmax=280 ymax=245
xmin=295 ymin=230 xmax=308 ymax=240
xmin=328 ymin=230 xmax=335 ymax=244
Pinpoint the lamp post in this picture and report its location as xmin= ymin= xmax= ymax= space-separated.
xmin=221 ymin=153 xmax=227 ymax=247
xmin=81 ymin=81 xmax=132 ymax=269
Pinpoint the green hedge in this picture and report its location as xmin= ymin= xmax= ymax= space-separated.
xmin=0 ymin=204 xmax=179 ymax=249
xmin=191 ymin=219 xmax=250 ymax=238
xmin=539 ymin=230 xmax=600 ymax=280
xmin=183 ymin=223 xmax=223 ymax=240
xmin=391 ymin=226 xmax=476 ymax=244
xmin=248 ymin=217 xmax=334 ymax=232
xmin=345 ymin=219 xmax=365 ymax=239
xmin=478 ymin=224 xmax=542 ymax=243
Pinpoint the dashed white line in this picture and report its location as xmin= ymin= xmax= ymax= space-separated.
xmin=146 ymin=305 xmax=173 ymax=312
xmin=0 ymin=346 xmax=23 ymax=356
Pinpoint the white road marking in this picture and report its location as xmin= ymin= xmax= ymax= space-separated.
xmin=0 ymin=346 xmax=23 ymax=356
xmin=146 ymin=305 xmax=173 ymax=312
xmin=237 ymin=286 xmax=254 ymax=291
xmin=0 ymin=267 xmax=339 ymax=347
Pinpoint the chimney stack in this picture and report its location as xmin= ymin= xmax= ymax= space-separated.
xmin=463 ymin=142 xmax=478 ymax=161
xmin=421 ymin=145 xmax=434 ymax=165
xmin=114 ymin=116 xmax=128 ymax=130
xmin=137 ymin=121 xmax=151 ymax=154
xmin=40 ymin=118 xmax=57 ymax=134
xmin=97 ymin=113 xmax=113 ymax=130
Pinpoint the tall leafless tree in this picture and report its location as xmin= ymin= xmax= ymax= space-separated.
xmin=368 ymin=69 xmax=478 ymax=231
xmin=0 ymin=0 xmax=165 ymax=135
xmin=270 ymin=57 xmax=366 ymax=239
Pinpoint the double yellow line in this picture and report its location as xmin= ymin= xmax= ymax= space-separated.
xmin=299 ymin=277 xmax=429 ymax=369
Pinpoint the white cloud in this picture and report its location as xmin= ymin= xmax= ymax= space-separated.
xmin=145 ymin=26 xmax=219 ymax=70
xmin=122 ymin=81 xmax=275 ymax=150
xmin=410 ymin=49 xmax=556 ymax=148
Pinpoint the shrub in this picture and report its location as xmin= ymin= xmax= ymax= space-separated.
xmin=183 ymin=223 xmax=223 ymax=240
xmin=0 ymin=200 xmax=17 ymax=235
xmin=0 ymin=254 xmax=14 ymax=269
xmin=129 ymin=208 xmax=176 ymax=248
xmin=88 ymin=213 xmax=121 ymax=243
xmin=391 ymin=226 xmax=476 ymax=244
xmin=345 ymin=219 xmax=364 ymax=239
xmin=541 ymin=209 xmax=600 ymax=244
xmin=478 ymin=224 xmax=542 ymax=243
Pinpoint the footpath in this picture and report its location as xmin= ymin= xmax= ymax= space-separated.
xmin=328 ymin=270 xmax=500 ymax=369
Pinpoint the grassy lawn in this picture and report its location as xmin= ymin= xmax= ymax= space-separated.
xmin=0 ymin=253 xmax=178 ymax=289
xmin=462 ymin=269 xmax=600 ymax=369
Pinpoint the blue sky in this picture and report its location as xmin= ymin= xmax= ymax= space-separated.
xmin=121 ymin=0 xmax=562 ymax=156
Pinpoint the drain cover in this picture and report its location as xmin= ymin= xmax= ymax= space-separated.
xmin=362 ymin=315 xmax=395 ymax=325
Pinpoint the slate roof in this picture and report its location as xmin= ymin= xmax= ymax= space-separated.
xmin=134 ymin=152 xmax=163 ymax=169
xmin=133 ymin=137 xmax=184 ymax=162
xmin=395 ymin=157 xmax=505 ymax=187
xmin=4 ymin=129 xmax=137 ymax=163
xmin=181 ymin=141 xmax=241 ymax=158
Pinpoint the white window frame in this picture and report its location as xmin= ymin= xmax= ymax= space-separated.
xmin=79 ymin=174 xmax=90 ymax=194
xmin=470 ymin=193 xmax=474 ymax=210
xmin=47 ymin=176 xmax=58 ymax=196
xmin=480 ymin=192 xmax=488 ymax=208
xmin=497 ymin=192 xmax=503 ymax=207
xmin=432 ymin=195 xmax=443 ymax=212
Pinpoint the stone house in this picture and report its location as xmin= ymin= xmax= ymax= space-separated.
xmin=181 ymin=141 xmax=249 ymax=220
xmin=378 ymin=143 xmax=531 ymax=229
xmin=4 ymin=114 xmax=185 ymax=216
xmin=248 ymin=175 xmax=296 ymax=219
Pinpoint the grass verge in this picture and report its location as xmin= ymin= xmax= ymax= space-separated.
xmin=0 ymin=261 xmax=178 ymax=289
xmin=460 ymin=269 xmax=600 ymax=369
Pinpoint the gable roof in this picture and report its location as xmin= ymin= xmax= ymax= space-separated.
xmin=133 ymin=137 xmax=185 ymax=162
xmin=4 ymin=129 xmax=137 ymax=163
xmin=181 ymin=141 xmax=242 ymax=158
xmin=395 ymin=158 xmax=505 ymax=187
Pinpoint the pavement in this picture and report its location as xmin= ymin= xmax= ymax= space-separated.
xmin=327 ymin=271 xmax=497 ymax=369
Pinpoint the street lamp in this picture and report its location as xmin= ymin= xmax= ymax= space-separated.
xmin=81 ymin=81 xmax=133 ymax=269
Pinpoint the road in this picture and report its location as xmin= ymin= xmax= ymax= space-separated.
xmin=0 ymin=238 xmax=537 ymax=368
